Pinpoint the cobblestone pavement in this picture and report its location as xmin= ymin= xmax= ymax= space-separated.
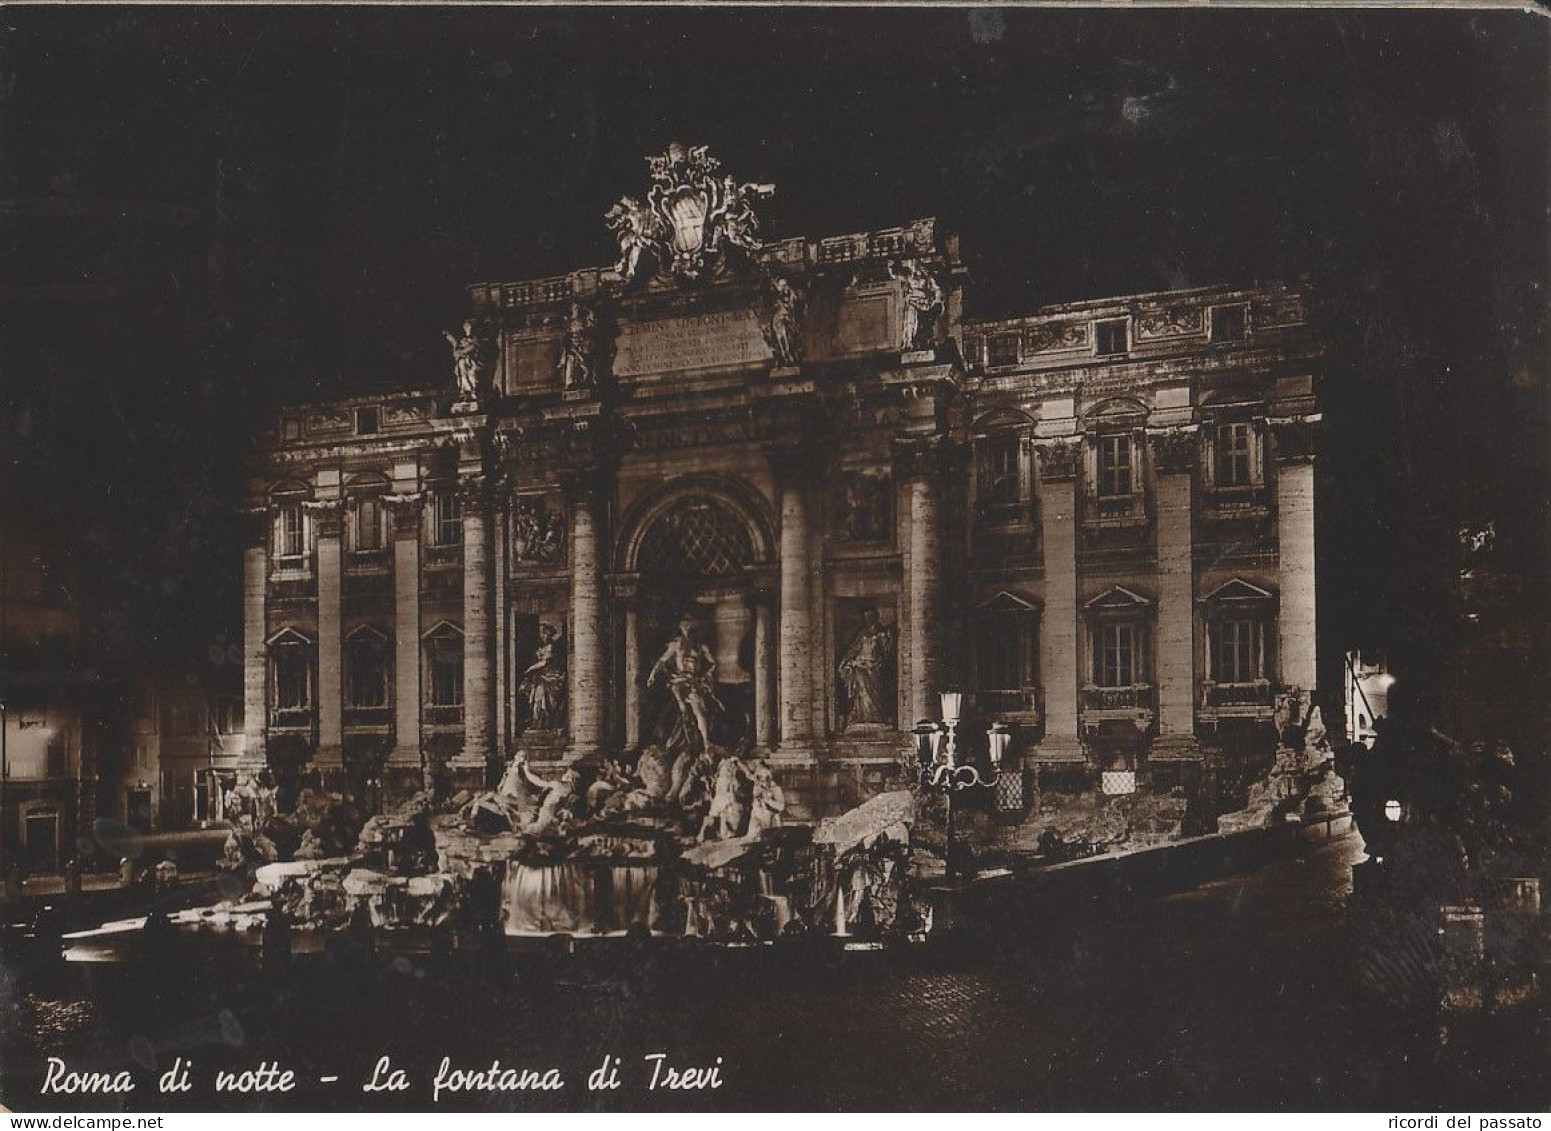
xmin=4 ymin=833 xmax=1546 ymax=1112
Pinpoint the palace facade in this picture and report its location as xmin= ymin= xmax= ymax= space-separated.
xmin=241 ymin=144 xmax=1321 ymax=818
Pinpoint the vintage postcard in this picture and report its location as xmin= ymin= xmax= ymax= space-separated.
xmin=0 ymin=3 xmax=1545 ymax=1115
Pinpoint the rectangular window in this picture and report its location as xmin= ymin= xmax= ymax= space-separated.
xmin=1096 ymin=623 xmax=1137 ymax=687
xmin=1216 ymin=619 xmax=1261 ymax=684
xmin=1209 ymin=303 xmax=1247 ymax=343
xmin=1215 ymin=422 xmax=1254 ymax=487
xmin=278 ymin=506 xmax=305 ymax=560
xmin=977 ymin=435 xmax=1022 ymax=508
xmin=986 ymin=332 xmax=1020 ymax=368
xmin=355 ymin=406 xmax=379 ymax=435
xmin=1094 ymin=318 xmax=1128 ymax=356
xmin=976 ymin=619 xmax=1024 ymax=691
xmin=355 ymin=497 xmax=383 ymax=552
xmin=433 ymin=492 xmax=462 ymax=547
xmin=1098 ymin=434 xmax=1133 ymax=497
xmin=274 ymin=651 xmax=311 ymax=712
xmin=347 ymin=639 xmax=389 ymax=709
xmin=428 ymin=637 xmax=463 ymax=707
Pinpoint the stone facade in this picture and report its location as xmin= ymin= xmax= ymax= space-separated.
xmin=242 ymin=147 xmax=1320 ymax=817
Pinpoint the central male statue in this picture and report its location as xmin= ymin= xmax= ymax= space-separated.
xmin=648 ymin=616 xmax=722 ymax=754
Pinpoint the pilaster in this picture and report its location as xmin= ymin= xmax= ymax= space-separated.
xmin=1149 ymin=427 xmax=1200 ymax=761
xmin=1033 ymin=439 xmax=1082 ymax=761
xmin=385 ymin=493 xmax=425 ymax=766
xmin=239 ymin=508 xmax=269 ymax=766
xmin=1272 ymin=417 xmax=1318 ymax=693
xmin=304 ymin=498 xmax=346 ymax=766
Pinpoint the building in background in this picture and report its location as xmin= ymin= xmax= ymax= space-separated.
xmin=0 ymin=518 xmax=96 ymax=874
xmin=240 ymin=144 xmax=1321 ymax=819
xmin=114 ymin=671 xmax=245 ymax=832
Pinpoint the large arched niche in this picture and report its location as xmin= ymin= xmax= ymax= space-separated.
xmin=615 ymin=474 xmax=776 ymax=575
xmin=614 ymin=476 xmax=777 ymax=751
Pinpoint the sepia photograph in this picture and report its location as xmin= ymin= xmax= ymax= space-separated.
xmin=0 ymin=3 xmax=1546 ymax=1114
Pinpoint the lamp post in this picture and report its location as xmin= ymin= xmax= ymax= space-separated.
xmin=911 ymin=691 xmax=1011 ymax=881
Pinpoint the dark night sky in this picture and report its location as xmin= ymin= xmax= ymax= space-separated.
xmin=0 ymin=6 xmax=1545 ymax=682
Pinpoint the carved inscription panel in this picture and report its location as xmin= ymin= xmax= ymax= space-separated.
xmin=614 ymin=309 xmax=772 ymax=378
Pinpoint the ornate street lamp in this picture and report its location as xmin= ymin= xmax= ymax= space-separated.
xmin=911 ymin=692 xmax=1009 ymax=881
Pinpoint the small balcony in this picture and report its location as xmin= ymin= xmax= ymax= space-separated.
xmin=1199 ymin=679 xmax=1275 ymax=723
xmin=423 ymin=542 xmax=463 ymax=569
xmin=1080 ymin=683 xmax=1156 ymax=733
xmin=423 ymin=704 xmax=464 ymax=728
xmin=1084 ymin=492 xmax=1148 ymax=530
xmin=343 ymin=705 xmax=392 ymax=730
xmin=267 ymin=707 xmax=315 ymax=734
xmin=1202 ymin=483 xmax=1270 ymax=523
xmin=974 ymin=687 xmax=1043 ymax=720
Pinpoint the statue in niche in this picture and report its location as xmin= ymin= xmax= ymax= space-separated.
xmin=761 ymin=276 xmax=805 ymax=366
xmin=835 ymin=472 xmax=890 ymax=542
xmin=838 ymin=607 xmax=895 ymax=729
xmin=888 ymin=259 xmax=945 ymax=352
xmin=442 ymin=320 xmax=493 ymax=408
xmin=519 ymin=623 xmax=566 ymax=732
xmin=648 ymin=616 xmax=722 ymax=755
xmin=559 ymin=301 xmax=599 ymax=391
xmin=512 ymin=497 xmax=564 ymax=563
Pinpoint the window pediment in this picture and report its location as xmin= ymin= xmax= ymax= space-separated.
xmin=422 ymin=620 xmax=464 ymax=641
xmin=975 ymin=590 xmax=1041 ymax=614
xmin=1200 ymin=578 xmax=1275 ymax=606
xmin=266 ymin=627 xmax=313 ymax=648
xmin=1083 ymin=585 xmax=1152 ymax=615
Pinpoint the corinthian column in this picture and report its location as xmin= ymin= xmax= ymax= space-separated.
xmin=565 ymin=474 xmax=608 ymax=762
xmin=770 ymin=450 xmax=815 ymax=761
xmin=454 ymin=476 xmax=494 ymax=768
xmin=898 ymin=437 xmax=956 ymax=726
xmin=385 ymin=493 xmax=424 ymax=766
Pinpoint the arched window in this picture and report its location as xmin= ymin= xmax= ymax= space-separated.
xmin=637 ymin=496 xmax=754 ymax=579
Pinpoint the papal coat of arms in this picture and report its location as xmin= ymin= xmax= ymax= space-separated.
xmin=605 ymin=142 xmax=775 ymax=285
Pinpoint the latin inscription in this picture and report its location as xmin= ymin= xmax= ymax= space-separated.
xmin=613 ymin=309 xmax=771 ymax=379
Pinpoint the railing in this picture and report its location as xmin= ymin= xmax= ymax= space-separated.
xmin=423 ymin=704 xmax=464 ymax=727
xmin=1081 ymin=684 xmax=1154 ymax=710
xmin=1202 ymin=484 xmax=1270 ymax=519
xmin=975 ymin=688 xmax=1043 ymax=718
xmin=1204 ymin=680 xmax=1273 ymax=708
xmin=423 ymin=542 xmax=462 ymax=568
xmin=343 ymin=706 xmax=392 ymax=729
xmin=268 ymin=709 xmax=314 ymax=731
xmin=1091 ymin=493 xmax=1142 ymax=520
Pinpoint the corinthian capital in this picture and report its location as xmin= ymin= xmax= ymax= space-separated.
xmin=1033 ymin=438 xmax=1081 ymax=482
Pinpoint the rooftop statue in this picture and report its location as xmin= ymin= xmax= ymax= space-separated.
xmin=442 ymin=320 xmax=493 ymax=410
xmin=889 ymin=259 xmax=946 ymax=352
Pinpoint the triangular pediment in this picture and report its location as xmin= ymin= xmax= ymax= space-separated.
xmin=421 ymin=620 xmax=464 ymax=641
xmin=1084 ymin=585 xmax=1151 ymax=611
xmin=1200 ymin=578 xmax=1274 ymax=603
xmin=975 ymin=589 xmax=1041 ymax=613
xmin=266 ymin=627 xmax=313 ymax=648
